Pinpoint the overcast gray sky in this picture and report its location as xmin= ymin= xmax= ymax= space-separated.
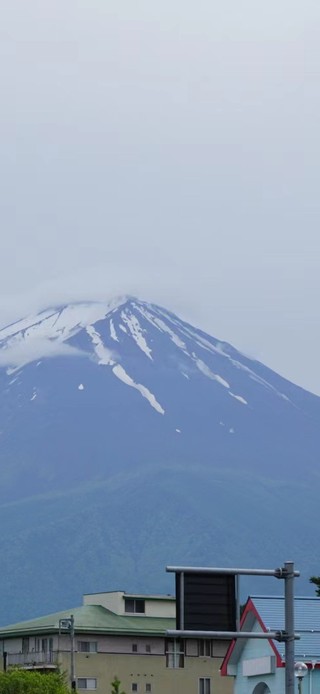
xmin=0 ymin=0 xmax=319 ymax=393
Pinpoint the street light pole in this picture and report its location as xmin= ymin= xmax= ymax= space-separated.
xmin=70 ymin=614 xmax=76 ymax=690
xmin=58 ymin=616 xmax=76 ymax=690
xmin=294 ymin=662 xmax=308 ymax=694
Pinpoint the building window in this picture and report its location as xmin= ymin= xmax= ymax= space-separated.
xmin=125 ymin=598 xmax=145 ymax=614
xmin=131 ymin=684 xmax=138 ymax=692
xmin=198 ymin=640 xmax=211 ymax=657
xmin=22 ymin=638 xmax=29 ymax=654
xmin=132 ymin=643 xmax=138 ymax=652
xmin=166 ymin=639 xmax=184 ymax=668
xmin=146 ymin=685 xmax=152 ymax=693
xmin=77 ymin=678 xmax=97 ymax=690
xmin=34 ymin=638 xmax=53 ymax=657
xmin=78 ymin=641 xmax=98 ymax=653
xmin=199 ymin=678 xmax=211 ymax=694
xmin=145 ymin=644 xmax=151 ymax=654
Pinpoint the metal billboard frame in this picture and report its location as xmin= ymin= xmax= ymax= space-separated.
xmin=166 ymin=560 xmax=299 ymax=694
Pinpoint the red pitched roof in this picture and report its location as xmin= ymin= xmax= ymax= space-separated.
xmin=220 ymin=597 xmax=283 ymax=676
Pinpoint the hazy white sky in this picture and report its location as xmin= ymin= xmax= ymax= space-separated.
xmin=1 ymin=0 xmax=320 ymax=393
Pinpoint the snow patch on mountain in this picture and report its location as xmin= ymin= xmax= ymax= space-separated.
xmin=134 ymin=304 xmax=187 ymax=351
xmin=86 ymin=322 xmax=163 ymax=414
xmin=120 ymin=311 xmax=153 ymax=360
xmin=109 ymin=320 xmax=119 ymax=342
xmin=166 ymin=321 xmax=217 ymax=355
xmin=229 ymin=392 xmax=248 ymax=405
xmin=194 ymin=357 xmax=230 ymax=388
xmin=0 ymin=299 xmax=128 ymax=371
xmin=153 ymin=317 xmax=186 ymax=350
xmin=86 ymin=326 xmax=115 ymax=366
xmin=112 ymin=364 xmax=164 ymax=414
xmin=0 ymin=300 xmax=125 ymax=343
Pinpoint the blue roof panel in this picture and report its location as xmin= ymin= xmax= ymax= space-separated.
xmin=251 ymin=596 xmax=320 ymax=660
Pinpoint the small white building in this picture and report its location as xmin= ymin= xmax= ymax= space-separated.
xmin=221 ymin=596 xmax=320 ymax=694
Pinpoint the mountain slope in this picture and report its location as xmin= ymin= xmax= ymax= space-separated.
xmin=0 ymin=297 xmax=319 ymax=623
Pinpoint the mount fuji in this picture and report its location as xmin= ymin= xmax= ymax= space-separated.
xmin=0 ymin=297 xmax=319 ymax=623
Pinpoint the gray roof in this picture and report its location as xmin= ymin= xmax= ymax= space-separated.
xmin=251 ymin=596 xmax=320 ymax=660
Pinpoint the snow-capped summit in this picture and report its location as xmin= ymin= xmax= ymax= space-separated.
xmin=1 ymin=295 xmax=319 ymax=495
xmin=0 ymin=297 xmax=320 ymax=624
xmin=0 ymin=296 xmax=306 ymax=417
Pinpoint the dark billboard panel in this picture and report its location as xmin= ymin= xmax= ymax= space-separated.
xmin=176 ymin=572 xmax=236 ymax=631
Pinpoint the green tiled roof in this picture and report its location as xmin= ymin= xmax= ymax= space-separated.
xmin=0 ymin=605 xmax=175 ymax=638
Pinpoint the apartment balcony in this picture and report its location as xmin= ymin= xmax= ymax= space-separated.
xmin=7 ymin=651 xmax=59 ymax=669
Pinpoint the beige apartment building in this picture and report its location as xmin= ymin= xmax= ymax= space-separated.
xmin=0 ymin=590 xmax=233 ymax=694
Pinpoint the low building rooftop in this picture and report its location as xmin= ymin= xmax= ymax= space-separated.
xmin=251 ymin=595 xmax=320 ymax=660
xmin=0 ymin=605 xmax=175 ymax=638
xmin=83 ymin=590 xmax=175 ymax=601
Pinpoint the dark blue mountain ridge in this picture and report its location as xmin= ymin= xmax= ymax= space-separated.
xmin=0 ymin=296 xmax=319 ymax=623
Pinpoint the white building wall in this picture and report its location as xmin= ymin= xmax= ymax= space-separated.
xmin=144 ymin=599 xmax=175 ymax=618
xmin=82 ymin=591 xmax=175 ymax=617
xmin=230 ymin=619 xmax=285 ymax=694
xmin=83 ymin=592 xmax=124 ymax=614
xmin=97 ymin=635 xmax=165 ymax=654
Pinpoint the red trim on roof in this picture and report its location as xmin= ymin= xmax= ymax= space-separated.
xmin=220 ymin=638 xmax=236 ymax=675
xmin=220 ymin=598 xmax=282 ymax=676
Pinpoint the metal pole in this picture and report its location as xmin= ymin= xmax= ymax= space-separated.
xmin=166 ymin=565 xmax=300 ymax=577
xmin=58 ymin=624 xmax=61 ymax=659
xmin=70 ymin=615 xmax=76 ymax=690
xmin=284 ymin=561 xmax=295 ymax=694
xmin=167 ymin=629 xmax=295 ymax=640
xmin=235 ymin=574 xmax=240 ymax=631
xmin=180 ymin=572 xmax=184 ymax=630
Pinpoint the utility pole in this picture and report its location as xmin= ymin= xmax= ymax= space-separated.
xmin=59 ymin=616 xmax=76 ymax=690
xmin=70 ymin=614 xmax=76 ymax=690
xmin=284 ymin=561 xmax=295 ymax=694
